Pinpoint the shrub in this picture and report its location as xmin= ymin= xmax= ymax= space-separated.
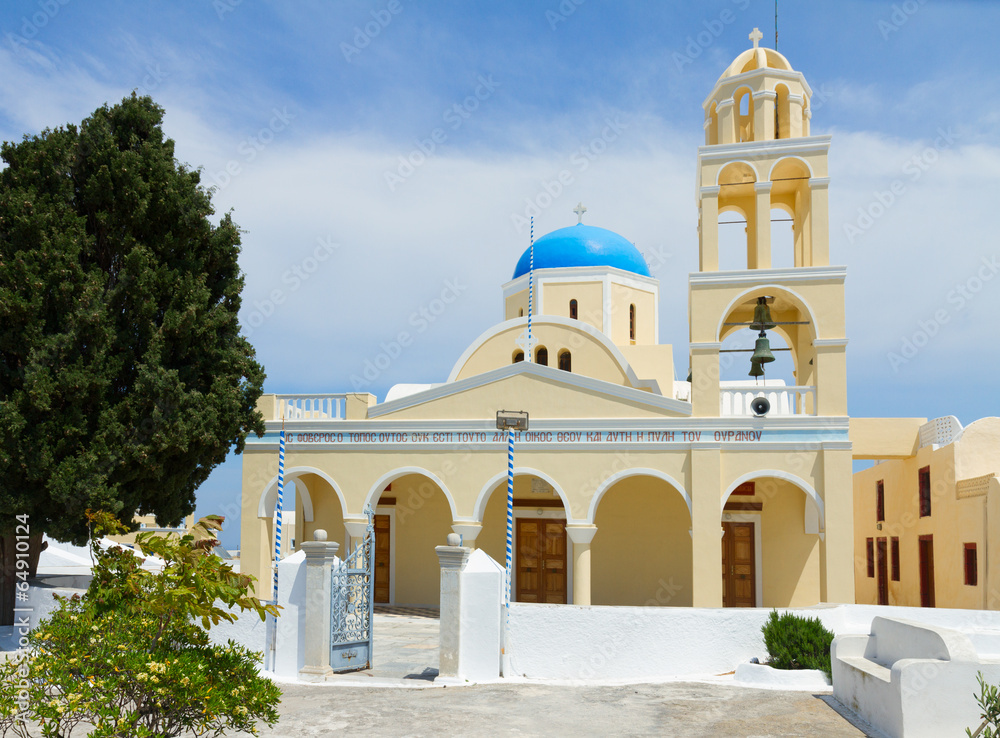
xmin=0 ymin=512 xmax=281 ymax=737
xmin=968 ymin=671 xmax=1000 ymax=738
xmin=761 ymin=610 xmax=834 ymax=678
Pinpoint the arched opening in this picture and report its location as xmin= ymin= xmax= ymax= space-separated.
xmin=478 ymin=473 xmax=570 ymax=604
xmin=774 ymin=84 xmax=790 ymax=139
xmin=721 ymin=475 xmax=823 ymax=608
xmin=569 ymin=299 xmax=578 ymax=320
xmin=513 ymin=350 xmax=524 ymax=363
xmin=769 ymin=206 xmax=794 ymax=269
xmin=707 ymin=101 xmax=719 ymax=145
xmin=769 ymin=158 xmax=813 ymax=267
xmin=372 ymin=472 xmax=453 ymax=606
xmin=629 ymin=304 xmax=636 ymax=341
xmin=718 ymin=207 xmax=749 ymax=270
xmin=734 ymin=87 xmax=754 ymax=142
xmin=558 ymin=349 xmax=571 ymax=372
xmin=591 ymin=475 xmax=692 ymax=606
xmin=535 ymin=346 xmax=548 ymax=366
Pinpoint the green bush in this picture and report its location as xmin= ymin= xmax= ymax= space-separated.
xmin=967 ymin=671 xmax=1000 ymax=737
xmin=0 ymin=512 xmax=281 ymax=737
xmin=761 ymin=610 xmax=834 ymax=678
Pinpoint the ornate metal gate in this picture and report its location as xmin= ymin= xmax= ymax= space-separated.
xmin=330 ymin=506 xmax=375 ymax=672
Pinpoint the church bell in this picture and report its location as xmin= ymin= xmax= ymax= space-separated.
xmin=749 ymin=296 xmax=776 ymax=332
xmin=751 ymin=332 xmax=775 ymax=364
xmin=748 ymin=357 xmax=765 ymax=379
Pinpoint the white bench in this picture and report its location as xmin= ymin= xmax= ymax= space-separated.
xmin=833 ymin=616 xmax=1000 ymax=737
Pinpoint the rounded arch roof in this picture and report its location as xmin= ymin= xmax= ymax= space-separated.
xmin=719 ymin=47 xmax=794 ymax=80
xmin=513 ymin=224 xmax=651 ymax=278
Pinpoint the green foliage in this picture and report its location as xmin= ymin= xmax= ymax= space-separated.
xmin=0 ymin=513 xmax=281 ymax=737
xmin=0 ymin=93 xmax=265 ymax=547
xmin=968 ymin=672 xmax=1000 ymax=738
xmin=761 ymin=610 xmax=834 ymax=677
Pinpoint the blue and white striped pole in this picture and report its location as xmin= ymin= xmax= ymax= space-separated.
xmin=527 ymin=217 xmax=534 ymax=362
xmin=269 ymin=423 xmax=285 ymax=671
xmin=503 ymin=428 xmax=515 ymax=669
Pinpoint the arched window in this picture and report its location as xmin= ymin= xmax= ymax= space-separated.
xmin=558 ymin=350 xmax=571 ymax=372
xmin=519 ymin=308 xmax=524 ymax=317
xmin=513 ymin=351 xmax=524 ymax=363
xmin=734 ymin=88 xmax=754 ymax=142
xmin=535 ymin=347 xmax=548 ymax=366
xmin=629 ymin=304 xmax=636 ymax=341
xmin=569 ymin=299 xmax=578 ymax=319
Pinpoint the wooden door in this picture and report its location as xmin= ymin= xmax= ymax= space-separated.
xmin=722 ymin=522 xmax=756 ymax=607
xmin=876 ymin=537 xmax=888 ymax=606
xmin=374 ymin=514 xmax=390 ymax=603
xmin=516 ymin=518 xmax=567 ymax=603
xmin=919 ymin=535 xmax=935 ymax=607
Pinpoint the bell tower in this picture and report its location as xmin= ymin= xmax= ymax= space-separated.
xmin=688 ymin=29 xmax=847 ymax=419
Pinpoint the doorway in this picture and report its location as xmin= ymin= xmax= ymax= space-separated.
xmin=876 ymin=537 xmax=888 ymax=606
xmin=919 ymin=535 xmax=935 ymax=607
xmin=374 ymin=514 xmax=391 ymax=603
xmin=722 ymin=522 xmax=756 ymax=607
xmin=515 ymin=518 xmax=567 ymax=603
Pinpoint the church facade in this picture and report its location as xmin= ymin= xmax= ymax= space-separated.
xmin=239 ymin=32 xmax=906 ymax=609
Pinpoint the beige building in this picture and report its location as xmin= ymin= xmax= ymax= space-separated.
xmin=854 ymin=417 xmax=1000 ymax=609
xmin=239 ymin=30 xmax=928 ymax=610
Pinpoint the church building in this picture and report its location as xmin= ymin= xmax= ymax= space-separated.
xmin=240 ymin=31 xmax=925 ymax=610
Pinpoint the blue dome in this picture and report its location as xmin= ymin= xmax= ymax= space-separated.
xmin=512 ymin=224 xmax=651 ymax=279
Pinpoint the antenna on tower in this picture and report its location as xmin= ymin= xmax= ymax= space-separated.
xmin=775 ymin=0 xmax=778 ymax=50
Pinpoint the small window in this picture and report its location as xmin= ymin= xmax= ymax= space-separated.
xmin=876 ymin=480 xmax=885 ymax=522
xmin=866 ymin=538 xmax=874 ymax=578
xmin=569 ymin=299 xmax=578 ymax=320
xmin=891 ymin=537 xmax=900 ymax=581
xmin=558 ymin=350 xmax=571 ymax=372
xmin=965 ymin=543 xmax=978 ymax=586
xmin=513 ymin=351 xmax=524 ymax=363
xmin=519 ymin=308 xmax=524 ymax=317
xmin=629 ymin=304 xmax=636 ymax=341
xmin=535 ymin=347 xmax=548 ymax=366
xmin=918 ymin=466 xmax=931 ymax=517
xmin=732 ymin=482 xmax=755 ymax=496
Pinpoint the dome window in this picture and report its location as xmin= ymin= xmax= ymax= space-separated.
xmin=569 ymin=299 xmax=578 ymax=319
xmin=535 ymin=347 xmax=548 ymax=366
xmin=558 ymin=350 xmax=572 ymax=372
xmin=513 ymin=350 xmax=524 ymax=363
xmin=629 ymin=304 xmax=637 ymax=342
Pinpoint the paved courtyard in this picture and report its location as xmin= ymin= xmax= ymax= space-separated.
xmin=237 ymin=608 xmax=876 ymax=737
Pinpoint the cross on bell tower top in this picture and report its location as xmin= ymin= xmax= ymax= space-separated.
xmin=573 ymin=202 xmax=587 ymax=224
xmin=749 ymin=27 xmax=763 ymax=50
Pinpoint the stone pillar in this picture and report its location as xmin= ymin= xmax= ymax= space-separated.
xmin=808 ymin=177 xmax=830 ymax=266
xmin=691 ymin=445 xmax=723 ymax=607
xmin=435 ymin=533 xmax=471 ymax=680
xmin=716 ymin=98 xmax=736 ymax=144
xmin=690 ymin=342 xmax=722 ymax=418
xmin=566 ymin=525 xmax=598 ymax=605
xmin=754 ymin=89 xmax=777 ymax=141
xmin=451 ymin=522 xmax=483 ymax=549
xmin=819 ymin=447 xmax=855 ymax=604
xmin=699 ymin=186 xmax=720 ymax=272
xmin=752 ymin=182 xmax=772 ymax=269
xmin=344 ymin=518 xmax=369 ymax=551
xmin=298 ymin=530 xmax=340 ymax=681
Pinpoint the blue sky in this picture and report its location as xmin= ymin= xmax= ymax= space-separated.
xmin=2 ymin=1 xmax=998 ymax=548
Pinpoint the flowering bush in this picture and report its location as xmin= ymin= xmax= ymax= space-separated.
xmin=0 ymin=512 xmax=281 ymax=737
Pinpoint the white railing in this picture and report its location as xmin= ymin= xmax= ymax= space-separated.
xmin=720 ymin=385 xmax=816 ymax=416
xmin=274 ymin=394 xmax=348 ymax=421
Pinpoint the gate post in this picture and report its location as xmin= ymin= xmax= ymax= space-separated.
xmin=435 ymin=533 xmax=471 ymax=681
xmin=298 ymin=530 xmax=340 ymax=681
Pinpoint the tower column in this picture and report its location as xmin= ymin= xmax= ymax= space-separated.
xmin=716 ymin=99 xmax=736 ymax=144
xmin=751 ymin=182 xmax=772 ymax=269
xmin=819 ymin=446 xmax=855 ymax=604
xmin=813 ymin=338 xmax=848 ymax=416
xmin=754 ymin=89 xmax=777 ymax=141
xmin=699 ymin=186 xmax=720 ymax=272
xmin=789 ymin=93 xmax=806 ymax=137
xmin=689 ymin=342 xmax=721 ymax=418
xmin=808 ymin=177 xmax=831 ymax=266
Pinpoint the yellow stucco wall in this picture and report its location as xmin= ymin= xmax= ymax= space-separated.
xmin=540 ymin=281 xmax=604 ymax=330
xmin=853 ymin=422 xmax=1000 ymax=610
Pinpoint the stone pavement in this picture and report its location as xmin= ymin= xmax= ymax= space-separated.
xmin=235 ymin=608 xmax=877 ymax=737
